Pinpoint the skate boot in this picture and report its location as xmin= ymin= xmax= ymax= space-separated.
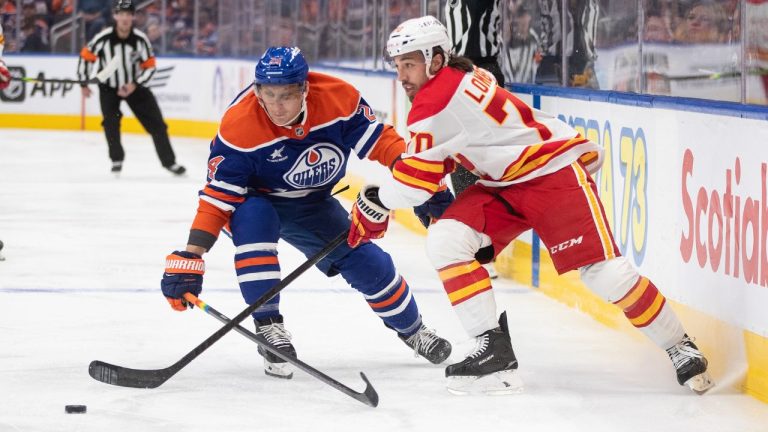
xmin=111 ymin=161 xmax=123 ymax=177
xmin=666 ymin=335 xmax=714 ymax=394
xmin=164 ymin=163 xmax=186 ymax=176
xmin=445 ymin=311 xmax=523 ymax=395
xmin=398 ymin=324 xmax=452 ymax=364
xmin=254 ymin=315 xmax=296 ymax=379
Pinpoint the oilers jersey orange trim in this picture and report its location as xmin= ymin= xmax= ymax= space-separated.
xmin=217 ymin=72 xmax=362 ymax=152
xmin=367 ymin=125 xmax=406 ymax=168
xmin=201 ymin=185 xmax=245 ymax=205
xmin=190 ymin=200 xmax=230 ymax=239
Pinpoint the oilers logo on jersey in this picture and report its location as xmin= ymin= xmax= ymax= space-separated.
xmin=284 ymin=143 xmax=345 ymax=188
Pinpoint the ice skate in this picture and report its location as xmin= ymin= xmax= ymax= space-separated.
xmin=398 ymin=324 xmax=452 ymax=364
xmin=111 ymin=161 xmax=123 ymax=177
xmin=164 ymin=163 xmax=186 ymax=176
xmin=666 ymin=335 xmax=714 ymax=394
xmin=254 ymin=315 xmax=296 ymax=379
xmin=445 ymin=312 xmax=523 ymax=395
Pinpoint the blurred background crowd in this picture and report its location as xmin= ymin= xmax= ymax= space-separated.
xmin=1 ymin=0 xmax=767 ymax=104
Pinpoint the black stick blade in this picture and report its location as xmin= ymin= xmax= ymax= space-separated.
xmin=88 ymin=360 xmax=174 ymax=389
xmin=358 ymin=372 xmax=379 ymax=407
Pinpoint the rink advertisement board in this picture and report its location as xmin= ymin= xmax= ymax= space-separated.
xmin=0 ymin=56 xmax=404 ymax=138
xmin=535 ymin=95 xmax=768 ymax=337
xmin=0 ymin=55 xmax=254 ymax=121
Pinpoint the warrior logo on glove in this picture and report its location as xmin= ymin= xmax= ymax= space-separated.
xmin=348 ymin=185 xmax=390 ymax=248
xmin=161 ymin=251 xmax=205 ymax=311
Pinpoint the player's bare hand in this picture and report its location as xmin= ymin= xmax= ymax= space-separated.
xmin=81 ymin=87 xmax=92 ymax=98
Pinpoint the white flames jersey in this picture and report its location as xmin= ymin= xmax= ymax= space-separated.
xmin=379 ymin=66 xmax=602 ymax=210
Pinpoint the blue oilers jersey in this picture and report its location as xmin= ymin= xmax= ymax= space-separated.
xmin=190 ymin=71 xmax=406 ymax=243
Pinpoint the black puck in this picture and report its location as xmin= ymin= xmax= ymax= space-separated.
xmin=65 ymin=405 xmax=87 ymax=414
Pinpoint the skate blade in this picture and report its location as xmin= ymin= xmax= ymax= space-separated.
xmin=685 ymin=372 xmax=714 ymax=395
xmin=264 ymin=359 xmax=294 ymax=380
xmin=447 ymin=369 xmax=524 ymax=396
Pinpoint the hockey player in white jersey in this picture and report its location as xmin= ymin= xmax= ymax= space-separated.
xmin=0 ymin=24 xmax=10 ymax=90
xmin=347 ymin=15 xmax=713 ymax=395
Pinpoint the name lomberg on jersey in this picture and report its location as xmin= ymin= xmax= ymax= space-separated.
xmin=283 ymin=144 xmax=345 ymax=189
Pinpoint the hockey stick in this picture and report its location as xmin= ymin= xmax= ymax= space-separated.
xmin=88 ymin=229 xmax=349 ymax=390
xmin=11 ymin=53 xmax=121 ymax=85
xmin=182 ymin=293 xmax=378 ymax=407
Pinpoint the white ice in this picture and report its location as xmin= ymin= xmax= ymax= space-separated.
xmin=1 ymin=129 xmax=767 ymax=432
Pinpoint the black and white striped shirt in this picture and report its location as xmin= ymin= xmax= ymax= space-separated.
xmin=538 ymin=0 xmax=599 ymax=66
xmin=501 ymin=29 xmax=540 ymax=83
xmin=445 ymin=0 xmax=503 ymax=60
xmin=77 ymin=26 xmax=156 ymax=89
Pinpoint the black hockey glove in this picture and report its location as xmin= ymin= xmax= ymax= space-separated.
xmin=413 ymin=188 xmax=455 ymax=228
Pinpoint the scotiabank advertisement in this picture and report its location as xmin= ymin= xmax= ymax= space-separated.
xmin=536 ymin=96 xmax=768 ymax=336
xmin=676 ymin=116 xmax=768 ymax=335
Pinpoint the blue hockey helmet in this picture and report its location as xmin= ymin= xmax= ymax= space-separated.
xmin=254 ymin=47 xmax=309 ymax=86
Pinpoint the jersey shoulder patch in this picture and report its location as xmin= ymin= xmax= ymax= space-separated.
xmin=305 ymin=72 xmax=361 ymax=126
xmin=407 ymin=67 xmax=466 ymax=126
xmin=218 ymin=90 xmax=285 ymax=150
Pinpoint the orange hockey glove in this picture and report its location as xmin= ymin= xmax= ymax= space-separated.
xmin=348 ymin=185 xmax=390 ymax=248
xmin=161 ymin=251 xmax=204 ymax=311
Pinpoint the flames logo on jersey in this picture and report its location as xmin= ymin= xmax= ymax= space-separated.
xmin=284 ymin=143 xmax=345 ymax=188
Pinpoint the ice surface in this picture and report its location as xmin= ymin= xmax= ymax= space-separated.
xmin=1 ymin=129 xmax=767 ymax=432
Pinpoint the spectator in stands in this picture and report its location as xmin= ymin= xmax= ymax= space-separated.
xmin=746 ymin=0 xmax=768 ymax=104
xmin=196 ymin=20 xmax=217 ymax=56
xmin=146 ymin=20 xmax=162 ymax=49
xmin=500 ymin=1 xmax=541 ymax=83
xmin=78 ymin=0 xmax=110 ymax=41
xmin=674 ymin=0 xmax=728 ymax=43
xmin=644 ymin=13 xmax=674 ymax=42
xmin=20 ymin=18 xmax=49 ymax=51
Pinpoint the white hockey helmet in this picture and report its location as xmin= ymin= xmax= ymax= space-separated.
xmin=386 ymin=16 xmax=452 ymax=65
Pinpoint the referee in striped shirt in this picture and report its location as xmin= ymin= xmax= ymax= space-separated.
xmin=445 ymin=0 xmax=505 ymax=87
xmin=78 ymin=0 xmax=185 ymax=176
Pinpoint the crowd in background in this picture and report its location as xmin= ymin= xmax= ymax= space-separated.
xmin=1 ymin=0 xmax=767 ymax=104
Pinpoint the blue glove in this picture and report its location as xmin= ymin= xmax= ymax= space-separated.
xmin=161 ymin=251 xmax=204 ymax=311
xmin=413 ymin=189 xmax=455 ymax=228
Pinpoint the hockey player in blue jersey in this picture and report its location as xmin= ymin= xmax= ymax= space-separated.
xmin=160 ymin=46 xmax=452 ymax=379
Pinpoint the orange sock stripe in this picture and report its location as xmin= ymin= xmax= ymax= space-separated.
xmin=368 ymin=279 xmax=407 ymax=309
xmin=450 ymin=285 xmax=493 ymax=306
xmin=438 ymin=260 xmax=482 ymax=282
xmin=442 ymin=267 xmax=489 ymax=294
xmin=235 ymin=256 xmax=279 ymax=269
xmin=629 ymin=296 xmax=666 ymax=328
xmin=614 ymin=277 xmax=649 ymax=310
xmin=623 ymin=281 xmax=660 ymax=320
